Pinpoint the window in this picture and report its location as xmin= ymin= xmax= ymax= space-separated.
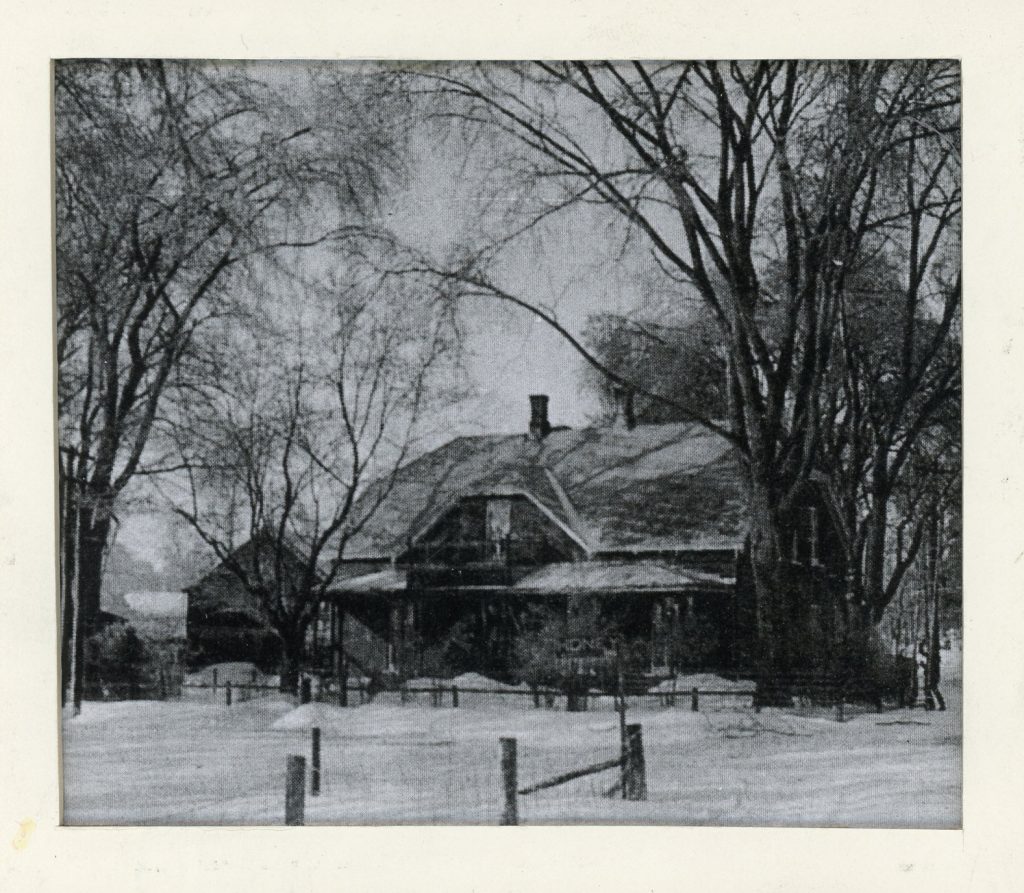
xmin=791 ymin=505 xmax=821 ymax=565
xmin=485 ymin=498 xmax=512 ymax=561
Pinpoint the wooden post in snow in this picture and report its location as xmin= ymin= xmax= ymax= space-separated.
xmin=211 ymin=667 xmax=218 ymax=695
xmin=285 ymin=755 xmax=306 ymax=825
xmin=451 ymin=685 xmax=459 ymax=708
xmin=225 ymin=681 xmax=232 ymax=706
xmin=500 ymin=737 xmax=518 ymax=826
xmin=310 ymin=727 xmax=321 ymax=796
xmin=691 ymin=687 xmax=699 ymax=712
xmin=623 ymin=723 xmax=647 ymax=801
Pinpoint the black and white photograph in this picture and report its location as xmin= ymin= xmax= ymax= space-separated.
xmin=55 ymin=59 xmax=962 ymax=827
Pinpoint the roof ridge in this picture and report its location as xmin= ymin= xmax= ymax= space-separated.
xmin=540 ymin=465 xmax=595 ymax=553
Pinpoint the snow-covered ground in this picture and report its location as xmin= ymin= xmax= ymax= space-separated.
xmin=62 ymin=650 xmax=961 ymax=827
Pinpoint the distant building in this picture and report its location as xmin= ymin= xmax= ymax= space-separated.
xmin=182 ymin=540 xmax=295 ymax=672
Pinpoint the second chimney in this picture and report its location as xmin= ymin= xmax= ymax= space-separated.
xmin=528 ymin=394 xmax=551 ymax=439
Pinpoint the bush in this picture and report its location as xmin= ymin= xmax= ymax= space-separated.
xmin=670 ymin=611 xmax=721 ymax=670
xmin=85 ymin=623 xmax=153 ymax=698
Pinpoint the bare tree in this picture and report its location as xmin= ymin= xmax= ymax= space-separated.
xmin=389 ymin=61 xmax=960 ymax=699
xmin=159 ymin=275 xmax=455 ymax=692
xmin=56 ymin=60 xmax=404 ymax=710
xmin=581 ymin=310 xmax=729 ymax=424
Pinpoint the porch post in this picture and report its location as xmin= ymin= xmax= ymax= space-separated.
xmin=387 ymin=600 xmax=400 ymax=674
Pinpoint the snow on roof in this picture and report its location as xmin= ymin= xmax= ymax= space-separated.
xmin=336 ymin=568 xmax=407 ymax=593
xmin=342 ymin=422 xmax=748 ymax=560
xmin=512 ymin=561 xmax=734 ymax=594
xmin=122 ymin=591 xmax=188 ymax=616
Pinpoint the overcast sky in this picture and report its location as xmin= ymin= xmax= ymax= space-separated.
xmin=115 ymin=70 xmax=654 ymax=570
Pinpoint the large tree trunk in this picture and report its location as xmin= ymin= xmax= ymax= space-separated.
xmin=861 ymin=449 xmax=891 ymax=624
xmin=59 ymin=468 xmax=77 ymax=708
xmin=279 ymin=632 xmax=305 ymax=695
xmin=748 ymin=478 xmax=794 ymax=707
xmin=70 ymin=512 xmax=111 ymax=711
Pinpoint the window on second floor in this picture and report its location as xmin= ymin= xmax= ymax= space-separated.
xmin=485 ymin=497 xmax=513 ymax=561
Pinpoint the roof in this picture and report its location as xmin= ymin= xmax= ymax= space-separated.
xmin=122 ymin=591 xmax=188 ymax=616
xmin=97 ymin=591 xmax=187 ymax=639
xmin=336 ymin=568 xmax=408 ymax=593
xmin=331 ymin=561 xmax=733 ymax=595
xmin=512 ymin=561 xmax=734 ymax=593
xmin=342 ymin=422 xmax=748 ymax=560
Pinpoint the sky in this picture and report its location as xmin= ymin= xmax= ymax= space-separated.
xmin=113 ymin=70 xmax=651 ymax=571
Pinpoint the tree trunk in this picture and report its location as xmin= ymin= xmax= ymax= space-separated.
xmin=927 ymin=511 xmax=943 ymax=688
xmin=747 ymin=479 xmax=793 ymax=706
xmin=861 ymin=456 xmax=891 ymax=624
xmin=59 ymin=470 xmax=77 ymax=707
xmin=69 ymin=512 xmax=111 ymax=711
xmin=279 ymin=634 xmax=305 ymax=695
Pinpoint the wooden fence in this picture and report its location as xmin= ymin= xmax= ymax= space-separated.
xmin=499 ymin=723 xmax=648 ymax=825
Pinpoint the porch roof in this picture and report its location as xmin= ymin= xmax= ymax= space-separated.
xmin=331 ymin=560 xmax=734 ymax=597
xmin=332 ymin=567 xmax=408 ymax=594
xmin=511 ymin=561 xmax=734 ymax=594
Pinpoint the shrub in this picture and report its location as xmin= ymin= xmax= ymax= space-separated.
xmin=85 ymin=623 xmax=153 ymax=698
xmin=670 ymin=611 xmax=721 ymax=670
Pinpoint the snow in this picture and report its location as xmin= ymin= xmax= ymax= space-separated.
xmin=450 ymin=672 xmax=527 ymax=691
xmin=649 ymin=673 xmax=754 ymax=694
xmin=185 ymin=662 xmax=268 ymax=686
xmin=63 ymin=648 xmax=962 ymax=826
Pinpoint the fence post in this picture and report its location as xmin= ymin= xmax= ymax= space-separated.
xmin=691 ymin=687 xmax=699 ymax=712
xmin=225 ymin=681 xmax=232 ymax=706
xmin=300 ymin=677 xmax=312 ymax=705
xmin=251 ymin=668 xmax=258 ymax=685
xmin=339 ymin=660 xmax=348 ymax=708
xmin=623 ymin=723 xmax=647 ymax=801
xmin=531 ymin=683 xmax=540 ymax=709
xmin=285 ymin=755 xmax=306 ymax=825
xmin=211 ymin=667 xmax=218 ymax=696
xmin=158 ymin=667 xmax=167 ymax=700
xmin=452 ymin=685 xmax=459 ymax=708
xmin=500 ymin=737 xmax=518 ymax=826
xmin=311 ymin=727 xmax=321 ymax=796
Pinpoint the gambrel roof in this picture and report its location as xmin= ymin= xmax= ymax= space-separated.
xmin=343 ymin=422 xmax=749 ymax=561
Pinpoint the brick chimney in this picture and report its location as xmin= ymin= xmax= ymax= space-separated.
xmin=528 ymin=394 xmax=551 ymax=439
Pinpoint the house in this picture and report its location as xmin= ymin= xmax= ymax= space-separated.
xmin=183 ymin=538 xmax=298 ymax=671
xmin=184 ymin=395 xmax=844 ymax=684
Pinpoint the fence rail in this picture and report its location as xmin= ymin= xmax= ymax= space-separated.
xmin=101 ymin=674 xmax=891 ymax=717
